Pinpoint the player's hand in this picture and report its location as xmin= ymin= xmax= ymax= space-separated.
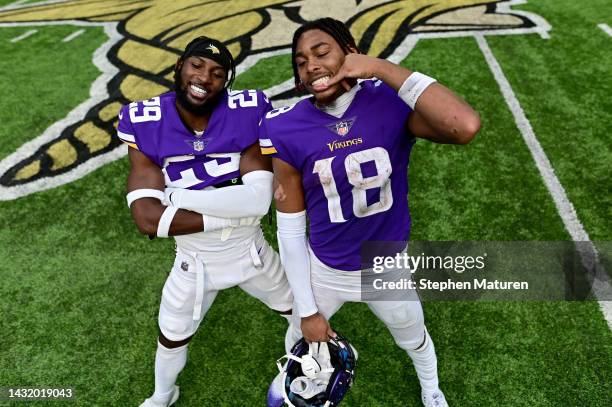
xmin=301 ymin=312 xmax=335 ymax=342
xmin=326 ymin=53 xmax=382 ymax=90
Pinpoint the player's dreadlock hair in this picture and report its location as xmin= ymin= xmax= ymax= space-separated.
xmin=291 ymin=18 xmax=360 ymax=90
xmin=175 ymin=36 xmax=236 ymax=89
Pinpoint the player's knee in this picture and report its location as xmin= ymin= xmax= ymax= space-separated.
xmin=158 ymin=330 xmax=193 ymax=349
xmin=377 ymin=302 xmax=423 ymax=330
xmin=412 ymin=330 xmax=428 ymax=351
xmin=158 ymin=309 xmax=198 ymax=343
xmin=397 ymin=331 xmax=427 ymax=352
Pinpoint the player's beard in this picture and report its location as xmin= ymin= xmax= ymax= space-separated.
xmin=174 ymin=74 xmax=223 ymax=115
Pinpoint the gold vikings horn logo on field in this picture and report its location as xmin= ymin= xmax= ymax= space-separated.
xmin=0 ymin=0 xmax=549 ymax=200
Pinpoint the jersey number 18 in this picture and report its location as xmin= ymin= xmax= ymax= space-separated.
xmin=313 ymin=147 xmax=393 ymax=223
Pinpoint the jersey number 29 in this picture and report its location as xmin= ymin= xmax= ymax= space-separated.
xmin=129 ymin=97 xmax=161 ymax=123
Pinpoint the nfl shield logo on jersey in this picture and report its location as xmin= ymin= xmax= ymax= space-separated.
xmin=336 ymin=122 xmax=349 ymax=136
xmin=193 ymin=139 xmax=205 ymax=152
xmin=184 ymin=137 xmax=209 ymax=152
xmin=327 ymin=117 xmax=355 ymax=137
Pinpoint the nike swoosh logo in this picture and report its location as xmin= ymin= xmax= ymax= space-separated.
xmin=118 ymin=111 xmax=123 ymax=120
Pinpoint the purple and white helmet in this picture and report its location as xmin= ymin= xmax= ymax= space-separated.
xmin=268 ymin=335 xmax=357 ymax=407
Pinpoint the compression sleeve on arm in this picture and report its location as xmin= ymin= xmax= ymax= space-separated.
xmin=167 ymin=170 xmax=273 ymax=218
xmin=276 ymin=210 xmax=318 ymax=318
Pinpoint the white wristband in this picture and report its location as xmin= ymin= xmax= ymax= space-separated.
xmin=398 ymin=72 xmax=437 ymax=109
xmin=157 ymin=206 xmax=178 ymax=237
xmin=126 ymin=188 xmax=165 ymax=208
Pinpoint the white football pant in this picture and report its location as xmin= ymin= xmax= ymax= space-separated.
xmin=159 ymin=229 xmax=293 ymax=342
xmin=286 ymin=250 xmax=440 ymax=393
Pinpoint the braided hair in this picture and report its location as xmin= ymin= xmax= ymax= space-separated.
xmin=291 ymin=18 xmax=359 ymax=89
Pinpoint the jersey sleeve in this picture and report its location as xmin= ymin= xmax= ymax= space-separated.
xmin=234 ymin=90 xmax=274 ymax=149
xmin=375 ymin=79 xmax=413 ymax=119
xmin=258 ymin=109 xmax=301 ymax=170
xmin=258 ymin=110 xmax=276 ymax=156
xmin=247 ymin=90 xmax=274 ymax=150
xmin=365 ymin=79 xmax=415 ymax=141
xmin=116 ymin=104 xmax=139 ymax=150
xmin=258 ymin=90 xmax=273 ymax=118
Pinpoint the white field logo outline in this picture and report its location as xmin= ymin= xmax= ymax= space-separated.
xmin=1 ymin=1 xmax=610 ymax=328
xmin=0 ymin=0 xmax=549 ymax=201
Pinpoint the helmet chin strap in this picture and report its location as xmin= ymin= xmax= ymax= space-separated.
xmin=277 ymin=342 xmax=335 ymax=378
xmin=273 ymin=335 xmax=357 ymax=407
xmin=277 ymin=341 xmax=339 ymax=406
xmin=289 ymin=376 xmax=327 ymax=399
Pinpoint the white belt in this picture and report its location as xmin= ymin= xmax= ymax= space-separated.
xmin=177 ymin=237 xmax=263 ymax=325
xmin=176 ymin=247 xmax=206 ymax=324
xmin=249 ymin=240 xmax=263 ymax=268
xmin=193 ymin=257 xmax=205 ymax=323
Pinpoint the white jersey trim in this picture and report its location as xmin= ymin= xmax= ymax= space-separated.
xmin=117 ymin=130 xmax=135 ymax=143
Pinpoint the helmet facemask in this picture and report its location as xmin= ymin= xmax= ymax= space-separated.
xmin=272 ymin=335 xmax=357 ymax=407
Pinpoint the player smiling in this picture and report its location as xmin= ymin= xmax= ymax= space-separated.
xmin=261 ymin=18 xmax=480 ymax=407
xmin=117 ymin=37 xmax=295 ymax=407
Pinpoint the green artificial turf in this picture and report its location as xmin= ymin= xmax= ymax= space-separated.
xmin=233 ymin=54 xmax=294 ymax=91
xmin=0 ymin=24 xmax=106 ymax=161
xmin=0 ymin=1 xmax=610 ymax=406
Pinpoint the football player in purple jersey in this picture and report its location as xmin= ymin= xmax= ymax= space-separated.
xmin=117 ymin=37 xmax=297 ymax=407
xmin=261 ymin=19 xmax=480 ymax=407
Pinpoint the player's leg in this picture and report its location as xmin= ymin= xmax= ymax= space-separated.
xmin=367 ymin=300 xmax=447 ymax=406
xmin=141 ymin=252 xmax=218 ymax=407
xmin=265 ymin=257 xmax=346 ymax=407
xmin=144 ymin=336 xmax=188 ymax=407
xmin=236 ymin=237 xmax=298 ymax=352
xmin=308 ymin=255 xmax=356 ymax=320
xmin=285 ymin=256 xmax=351 ymax=350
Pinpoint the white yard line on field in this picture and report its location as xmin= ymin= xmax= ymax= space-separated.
xmin=9 ymin=28 xmax=36 ymax=42
xmin=476 ymin=34 xmax=612 ymax=330
xmin=62 ymin=28 xmax=85 ymax=43
xmin=0 ymin=22 xmax=122 ymax=201
xmin=0 ymin=0 xmax=27 ymax=10
xmin=597 ymin=23 xmax=612 ymax=37
xmin=0 ymin=0 xmax=67 ymax=11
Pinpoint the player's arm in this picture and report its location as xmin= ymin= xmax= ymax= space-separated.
xmin=273 ymin=157 xmax=334 ymax=342
xmin=127 ymin=148 xmax=231 ymax=237
xmin=165 ymin=143 xmax=273 ymax=218
xmin=326 ymin=53 xmax=480 ymax=144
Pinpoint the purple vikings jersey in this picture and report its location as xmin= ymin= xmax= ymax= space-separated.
xmin=117 ymin=89 xmax=271 ymax=190
xmin=260 ymin=80 xmax=414 ymax=271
